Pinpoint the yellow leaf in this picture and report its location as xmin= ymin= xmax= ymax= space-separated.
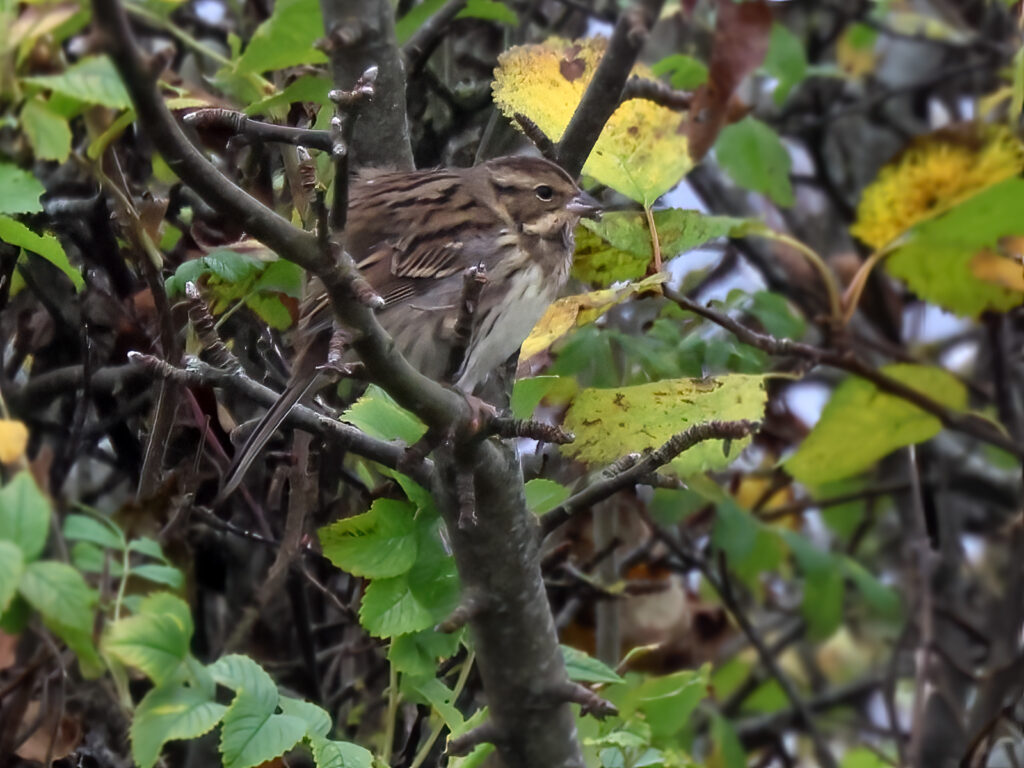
xmin=0 ymin=420 xmax=29 ymax=464
xmin=562 ymin=374 xmax=768 ymax=476
xmin=970 ymin=249 xmax=1024 ymax=292
xmin=492 ymin=37 xmax=692 ymax=205
xmin=520 ymin=274 xmax=665 ymax=360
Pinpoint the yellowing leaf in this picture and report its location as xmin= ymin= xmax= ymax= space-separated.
xmin=492 ymin=37 xmax=692 ymax=205
xmin=520 ymin=273 xmax=666 ymax=360
xmin=970 ymin=249 xmax=1024 ymax=292
xmin=562 ymin=374 xmax=768 ymax=476
xmin=0 ymin=420 xmax=28 ymax=464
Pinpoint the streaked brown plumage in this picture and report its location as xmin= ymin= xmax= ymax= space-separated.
xmin=219 ymin=155 xmax=600 ymax=500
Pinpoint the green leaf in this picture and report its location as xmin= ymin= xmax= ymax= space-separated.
xmin=310 ymin=737 xmax=374 ymax=768
xmin=710 ymin=713 xmax=746 ymax=768
xmin=388 ymin=629 xmax=461 ymax=676
xmin=278 ymin=696 xmax=331 ymax=739
xmin=562 ymin=374 xmax=767 ymax=476
xmin=712 ymin=500 xmax=785 ymax=585
xmin=245 ymin=74 xmax=333 ymax=116
xmin=0 ymin=541 xmax=24 ymax=614
xmin=22 ymin=55 xmax=132 ymax=109
xmin=886 ymin=177 xmax=1024 ymax=316
xmin=129 ymin=536 xmax=169 ymax=561
xmin=342 ymin=384 xmax=427 ymax=443
xmin=457 ymin=0 xmax=517 ymax=25
xmin=575 ymin=209 xmax=748 ymax=286
xmin=62 ymin=513 xmax=125 ymax=551
xmin=0 ymin=164 xmax=46 ymax=215
xmin=510 ymin=375 xmax=564 ymax=419
xmin=402 ymin=675 xmax=465 ymax=730
xmin=19 ymin=560 xmax=101 ymax=672
xmin=763 ymin=22 xmax=807 ymax=105
xmin=524 ymin=478 xmax=569 ymax=516
xmin=783 ymin=532 xmax=844 ymax=640
xmin=236 ymin=0 xmax=327 ymax=74
xmin=131 ymin=682 xmax=227 ymax=768
xmin=0 ymin=471 xmax=51 ymax=561
xmin=319 ymin=499 xmax=418 ymax=579
xmin=244 ymin=293 xmax=294 ymax=330
xmin=395 ymin=0 xmax=447 ymax=44
xmin=615 ymin=665 xmax=709 ymax=740
xmin=715 ymin=117 xmax=794 ymax=207
xmin=131 ymin=564 xmax=185 ymax=588
xmin=561 ymin=645 xmax=624 ymax=684
xmin=104 ymin=592 xmax=194 ymax=685
xmin=651 ymin=53 xmax=708 ymax=90
xmin=20 ymin=98 xmax=72 ymax=161
xmin=746 ymin=291 xmax=805 ymax=339
xmin=359 ymin=520 xmax=458 ymax=638
xmin=844 ymin=559 xmax=902 ymax=620
xmin=0 ymin=215 xmax=84 ymax=290
xmin=785 ymin=364 xmax=968 ymax=485
xmin=648 ymin=487 xmax=707 ymax=526
xmin=209 ymin=654 xmax=307 ymax=768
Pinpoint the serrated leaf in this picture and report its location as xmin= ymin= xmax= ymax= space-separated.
xmin=524 ymin=479 xmax=569 ymax=516
xmin=0 ymin=215 xmax=83 ymax=290
xmin=0 ymin=541 xmax=24 ymax=614
xmin=319 ymin=499 xmax=418 ymax=579
xmin=0 ymin=471 xmax=50 ymax=562
xmin=236 ymin=0 xmax=327 ymax=74
xmin=210 ymin=654 xmax=306 ymax=768
xmin=0 ymin=164 xmax=45 ymax=215
xmin=885 ymin=177 xmax=1024 ymax=316
xmin=342 ymin=384 xmax=427 ymax=443
xmin=310 ymin=738 xmax=374 ymax=768
xmin=278 ymin=696 xmax=331 ymax=738
xmin=574 ymin=209 xmax=747 ymax=285
xmin=402 ymin=675 xmax=465 ymax=730
xmin=493 ymin=37 xmax=691 ymax=205
xmin=20 ymin=98 xmax=72 ymax=161
xmin=359 ymin=521 xmax=458 ymax=638
xmin=62 ymin=513 xmax=125 ymax=551
xmin=388 ymin=629 xmax=461 ymax=676
xmin=785 ymin=364 xmax=968 ymax=485
xmin=131 ymin=682 xmax=227 ymax=768
xmin=715 ymin=117 xmax=793 ymax=207
xmin=129 ymin=536 xmax=168 ymax=561
xmin=561 ymin=645 xmax=624 ymax=684
xmin=22 ymin=55 xmax=131 ymax=108
xmin=562 ymin=374 xmax=767 ymax=476
xmin=104 ymin=592 xmax=194 ymax=684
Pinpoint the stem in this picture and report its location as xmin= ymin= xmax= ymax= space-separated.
xmin=381 ymin=660 xmax=399 ymax=763
xmin=644 ymin=205 xmax=662 ymax=272
xmin=753 ymin=230 xmax=843 ymax=323
xmin=408 ymin=652 xmax=476 ymax=768
xmin=125 ymin=3 xmax=234 ymax=68
xmin=841 ymin=245 xmax=896 ymax=326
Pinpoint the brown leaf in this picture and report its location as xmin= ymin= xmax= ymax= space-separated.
xmin=14 ymin=701 xmax=81 ymax=762
xmin=684 ymin=0 xmax=772 ymax=160
xmin=559 ymin=56 xmax=587 ymax=82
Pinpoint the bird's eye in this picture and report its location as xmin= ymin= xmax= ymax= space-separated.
xmin=535 ymin=184 xmax=554 ymax=201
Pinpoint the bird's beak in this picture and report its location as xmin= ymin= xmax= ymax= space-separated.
xmin=566 ymin=190 xmax=602 ymax=219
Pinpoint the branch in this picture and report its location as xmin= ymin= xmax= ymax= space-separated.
xmin=183 ymin=109 xmax=333 ymax=151
xmin=318 ymin=0 xmax=413 ymax=169
xmin=401 ymin=0 xmax=467 ymax=74
xmin=620 ymin=75 xmax=692 ymax=110
xmin=541 ymin=420 xmax=757 ymax=534
xmin=127 ymin=353 xmax=434 ymax=486
xmin=555 ymin=0 xmax=665 ymax=176
xmin=666 ymin=288 xmax=1024 ymax=460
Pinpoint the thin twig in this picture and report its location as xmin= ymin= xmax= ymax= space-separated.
xmin=184 ymin=109 xmax=333 ymax=150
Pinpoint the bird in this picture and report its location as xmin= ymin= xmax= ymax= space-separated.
xmin=218 ymin=154 xmax=601 ymax=500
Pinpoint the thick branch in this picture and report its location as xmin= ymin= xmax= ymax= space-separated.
xmin=318 ymin=0 xmax=413 ymax=169
xmin=555 ymin=0 xmax=664 ymax=176
xmin=183 ymin=109 xmax=333 ymax=151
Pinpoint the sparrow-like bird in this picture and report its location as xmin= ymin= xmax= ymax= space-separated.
xmin=219 ymin=155 xmax=600 ymax=499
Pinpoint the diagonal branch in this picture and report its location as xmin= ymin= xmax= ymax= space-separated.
xmin=555 ymin=0 xmax=665 ymax=176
